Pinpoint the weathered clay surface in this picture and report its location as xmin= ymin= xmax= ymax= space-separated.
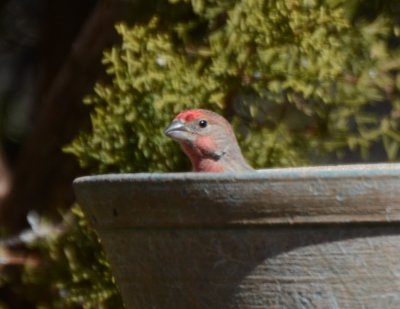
xmin=74 ymin=163 xmax=400 ymax=309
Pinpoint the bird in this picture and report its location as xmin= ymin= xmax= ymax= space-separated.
xmin=164 ymin=109 xmax=253 ymax=172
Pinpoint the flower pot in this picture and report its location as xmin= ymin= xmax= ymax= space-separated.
xmin=73 ymin=163 xmax=400 ymax=308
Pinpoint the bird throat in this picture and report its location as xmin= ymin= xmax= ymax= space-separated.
xmin=180 ymin=138 xmax=226 ymax=172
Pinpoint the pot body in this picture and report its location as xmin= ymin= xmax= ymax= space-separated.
xmin=74 ymin=164 xmax=400 ymax=309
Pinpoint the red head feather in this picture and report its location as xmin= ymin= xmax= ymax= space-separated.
xmin=175 ymin=109 xmax=205 ymax=122
xmin=165 ymin=109 xmax=253 ymax=172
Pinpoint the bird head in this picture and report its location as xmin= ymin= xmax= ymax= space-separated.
xmin=164 ymin=109 xmax=252 ymax=172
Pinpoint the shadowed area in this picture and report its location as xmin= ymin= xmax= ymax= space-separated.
xmin=100 ymin=225 xmax=400 ymax=308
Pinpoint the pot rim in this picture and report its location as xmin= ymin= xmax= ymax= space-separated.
xmin=74 ymin=163 xmax=400 ymax=184
xmin=73 ymin=163 xmax=400 ymax=228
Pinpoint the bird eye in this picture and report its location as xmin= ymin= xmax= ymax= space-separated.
xmin=198 ymin=120 xmax=208 ymax=128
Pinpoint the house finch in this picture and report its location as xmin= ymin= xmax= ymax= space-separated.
xmin=164 ymin=109 xmax=253 ymax=172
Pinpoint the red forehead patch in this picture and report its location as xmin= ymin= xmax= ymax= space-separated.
xmin=175 ymin=109 xmax=204 ymax=122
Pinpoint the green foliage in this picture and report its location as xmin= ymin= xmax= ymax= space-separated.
xmin=20 ymin=206 xmax=124 ymax=308
xmin=66 ymin=0 xmax=400 ymax=172
xmin=65 ymin=18 xmax=225 ymax=173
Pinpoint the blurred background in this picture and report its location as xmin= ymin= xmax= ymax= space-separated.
xmin=0 ymin=0 xmax=399 ymax=307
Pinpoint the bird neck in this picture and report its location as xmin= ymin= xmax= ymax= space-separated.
xmin=179 ymin=142 xmax=215 ymax=171
xmin=180 ymin=141 xmax=251 ymax=172
xmin=192 ymin=158 xmax=226 ymax=172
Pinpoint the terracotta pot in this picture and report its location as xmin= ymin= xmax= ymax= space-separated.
xmin=73 ymin=163 xmax=400 ymax=308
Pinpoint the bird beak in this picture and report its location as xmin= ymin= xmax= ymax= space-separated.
xmin=164 ymin=120 xmax=188 ymax=140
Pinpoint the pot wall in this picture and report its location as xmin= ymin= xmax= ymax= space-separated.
xmin=74 ymin=164 xmax=400 ymax=308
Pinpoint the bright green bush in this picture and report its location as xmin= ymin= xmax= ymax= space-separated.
xmin=66 ymin=0 xmax=400 ymax=172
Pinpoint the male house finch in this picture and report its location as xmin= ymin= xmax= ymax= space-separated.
xmin=164 ymin=109 xmax=253 ymax=172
